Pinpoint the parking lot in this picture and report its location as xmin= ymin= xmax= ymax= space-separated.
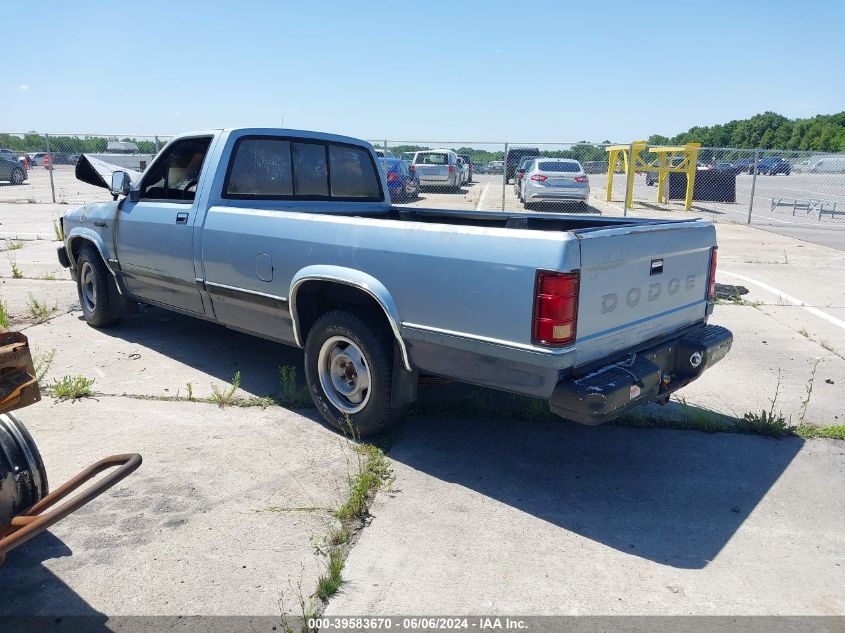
xmin=1 ymin=191 xmax=843 ymax=620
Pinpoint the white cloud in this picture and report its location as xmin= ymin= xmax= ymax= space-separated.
xmin=18 ymin=84 xmax=29 ymax=91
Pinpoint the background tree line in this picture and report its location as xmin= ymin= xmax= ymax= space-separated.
xmin=3 ymin=111 xmax=842 ymax=164
xmin=0 ymin=134 xmax=161 ymax=154
xmin=648 ymin=111 xmax=845 ymax=152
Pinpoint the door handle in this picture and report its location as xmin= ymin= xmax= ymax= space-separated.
xmin=175 ymin=212 xmax=189 ymax=224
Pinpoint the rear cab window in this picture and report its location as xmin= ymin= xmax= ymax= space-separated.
xmin=224 ymin=136 xmax=383 ymax=201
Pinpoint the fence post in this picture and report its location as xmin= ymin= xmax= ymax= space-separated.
xmin=623 ymin=142 xmax=636 ymax=216
xmin=155 ymin=135 xmax=160 ymax=154
xmin=501 ymin=142 xmax=508 ymax=212
xmin=746 ymin=149 xmax=760 ymax=224
xmin=44 ymin=133 xmax=56 ymax=204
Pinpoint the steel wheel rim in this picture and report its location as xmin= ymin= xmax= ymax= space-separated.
xmin=317 ymin=335 xmax=371 ymax=414
xmin=12 ymin=171 xmax=23 ymax=185
xmin=80 ymin=261 xmax=96 ymax=313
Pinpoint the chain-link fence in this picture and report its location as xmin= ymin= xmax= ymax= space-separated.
xmin=2 ymin=132 xmax=842 ymax=227
xmin=0 ymin=133 xmax=173 ymax=205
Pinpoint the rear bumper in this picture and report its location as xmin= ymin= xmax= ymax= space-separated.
xmin=525 ymin=185 xmax=589 ymax=202
xmin=418 ymin=175 xmax=453 ymax=185
xmin=550 ymin=324 xmax=733 ymax=425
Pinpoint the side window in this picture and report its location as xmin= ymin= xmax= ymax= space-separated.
xmin=328 ymin=144 xmax=380 ymax=198
xmin=227 ymin=139 xmax=293 ymax=196
xmin=292 ymin=142 xmax=328 ymax=196
xmin=140 ymin=137 xmax=211 ymax=201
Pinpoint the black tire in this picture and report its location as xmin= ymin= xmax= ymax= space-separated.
xmin=304 ymin=309 xmax=405 ymax=437
xmin=10 ymin=168 xmax=24 ymax=185
xmin=76 ymin=245 xmax=121 ymax=327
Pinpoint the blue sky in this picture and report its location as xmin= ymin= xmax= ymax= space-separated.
xmin=4 ymin=1 xmax=844 ymax=143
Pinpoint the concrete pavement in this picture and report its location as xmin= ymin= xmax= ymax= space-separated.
xmin=327 ymin=416 xmax=845 ymax=615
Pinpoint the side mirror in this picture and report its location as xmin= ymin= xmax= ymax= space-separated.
xmin=110 ymin=171 xmax=131 ymax=197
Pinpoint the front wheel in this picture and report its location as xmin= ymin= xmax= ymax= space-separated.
xmin=76 ymin=245 xmax=121 ymax=327
xmin=304 ymin=309 xmax=406 ymax=437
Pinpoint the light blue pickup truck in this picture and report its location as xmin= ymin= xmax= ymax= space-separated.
xmin=57 ymin=128 xmax=732 ymax=436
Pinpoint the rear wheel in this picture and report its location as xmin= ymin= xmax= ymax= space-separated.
xmin=76 ymin=245 xmax=121 ymax=327
xmin=304 ymin=309 xmax=406 ymax=437
xmin=10 ymin=168 xmax=24 ymax=185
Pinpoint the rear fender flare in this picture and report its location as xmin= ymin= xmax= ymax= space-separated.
xmin=289 ymin=265 xmax=411 ymax=372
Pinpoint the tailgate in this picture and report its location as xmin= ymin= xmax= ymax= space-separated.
xmin=574 ymin=221 xmax=715 ymax=366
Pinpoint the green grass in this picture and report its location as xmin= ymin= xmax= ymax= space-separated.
xmin=33 ymin=348 xmax=56 ymax=383
xmin=0 ymin=299 xmax=9 ymax=329
xmin=9 ymin=256 xmax=23 ymax=279
xmin=315 ymin=549 xmax=345 ymax=600
xmin=796 ymin=425 xmax=845 ymax=440
xmin=26 ymin=293 xmax=56 ymax=322
xmin=209 ymin=370 xmax=241 ymax=406
xmin=49 ymin=375 xmax=95 ymax=400
xmin=276 ymin=365 xmax=310 ymax=407
xmin=336 ymin=443 xmax=390 ymax=522
xmin=2 ymin=240 xmax=25 ymax=251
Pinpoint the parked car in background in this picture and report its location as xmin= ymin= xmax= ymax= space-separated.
xmin=412 ymin=149 xmax=460 ymax=191
xmin=50 ymin=152 xmax=77 ymax=165
xmin=804 ymin=156 xmax=845 ymax=173
xmin=399 ymin=151 xmax=416 ymax=163
xmin=645 ymin=156 xmax=685 ymax=186
xmin=374 ymin=149 xmax=396 ymax=159
xmin=513 ymin=157 xmax=537 ymax=201
xmin=0 ymin=156 xmax=27 ymax=185
xmin=732 ymin=158 xmax=754 ymax=173
xmin=757 ymin=157 xmax=791 ymax=175
xmin=506 ymin=147 xmax=540 ymax=182
xmin=27 ymin=153 xmax=48 ymax=167
xmin=378 ymin=157 xmax=419 ymax=202
xmin=458 ymin=154 xmax=473 ymax=182
xmin=715 ymin=162 xmax=744 ymax=175
xmin=0 ymin=148 xmax=21 ymax=164
xmin=582 ymin=161 xmax=607 ymax=174
xmin=522 ymin=159 xmax=589 ymax=210
xmin=488 ymin=160 xmax=504 ymax=175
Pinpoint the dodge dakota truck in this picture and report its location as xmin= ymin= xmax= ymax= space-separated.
xmin=57 ymin=128 xmax=732 ymax=436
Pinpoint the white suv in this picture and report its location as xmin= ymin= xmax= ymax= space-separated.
xmin=411 ymin=150 xmax=460 ymax=191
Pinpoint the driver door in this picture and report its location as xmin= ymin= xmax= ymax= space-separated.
xmin=115 ymin=136 xmax=212 ymax=314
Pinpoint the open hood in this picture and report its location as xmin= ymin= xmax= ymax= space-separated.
xmin=75 ymin=154 xmax=143 ymax=190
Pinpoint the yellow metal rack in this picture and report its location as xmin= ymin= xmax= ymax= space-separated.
xmin=606 ymin=141 xmax=701 ymax=210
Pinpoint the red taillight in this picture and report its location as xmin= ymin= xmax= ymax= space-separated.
xmin=409 ymin=164 xmax=415 ymax=173
xmin=574 ymin=175 xmax=588 ymax=183
xmin=533 ymin=271 xmax=579 ymax=347
xmin=530 ymin=174 xmax=548 ymax=182
xmin=387 ymin=172 xmax=398 ymax=182
xmin=448 ymin=165 xmax=454 ymax=174
xmin=707 ymin=247 xmax=718 ymax=300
